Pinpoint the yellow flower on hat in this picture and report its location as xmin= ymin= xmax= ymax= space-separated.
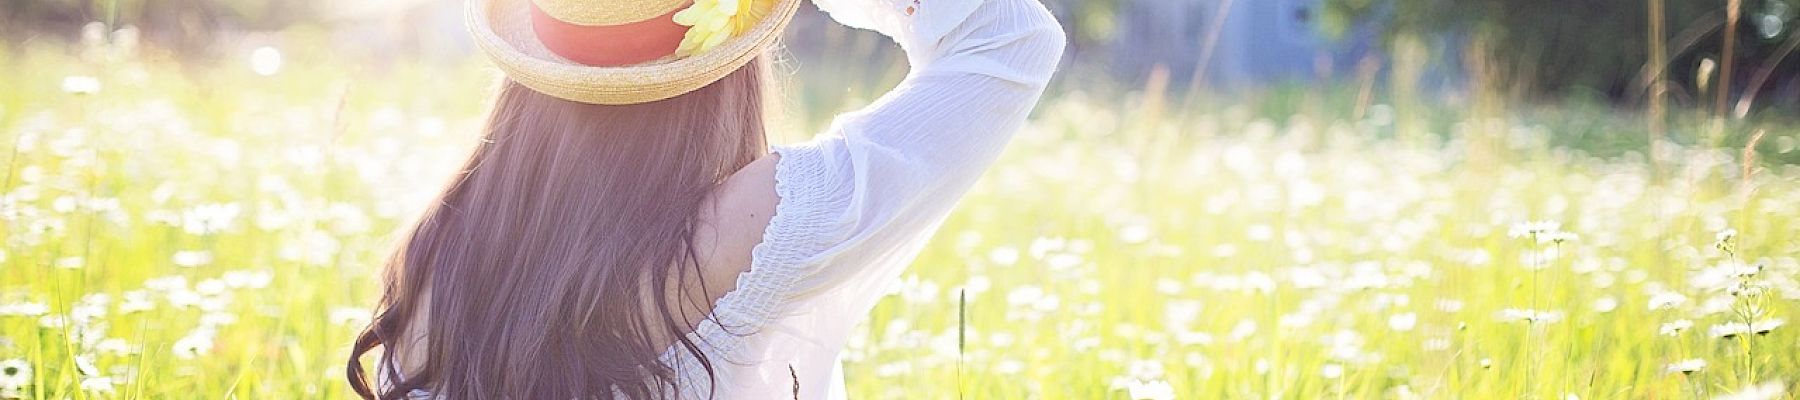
xmin=672 ymin=0 xmax=776 ymax=57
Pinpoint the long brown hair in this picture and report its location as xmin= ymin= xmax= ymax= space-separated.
xmin=346 ymin=57 xmax=770 ymax=399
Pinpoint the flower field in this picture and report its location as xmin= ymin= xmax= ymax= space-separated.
xmin=2 ymin=43 xmax=1798 ymax=399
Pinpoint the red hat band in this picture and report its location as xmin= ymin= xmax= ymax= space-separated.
xmin=528 ymin=1 xmax=693 ymax=67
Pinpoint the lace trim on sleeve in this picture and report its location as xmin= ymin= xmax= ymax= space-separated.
xmin=684 ymin=142 xmax=849 ymax=359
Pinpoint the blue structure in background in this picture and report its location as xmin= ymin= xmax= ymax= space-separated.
xmin=1110 ymin=0 xmax=1459 ymax=91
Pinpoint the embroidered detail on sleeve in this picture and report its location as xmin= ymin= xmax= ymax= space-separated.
xmin=870 ymin=0 xmax=918 ymax=17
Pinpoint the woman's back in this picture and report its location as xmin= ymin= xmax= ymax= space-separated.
xmin=352 ymin=0 xmax=1065 ymax=397
xmin=384 ymin=155 xmax=779 ymax=384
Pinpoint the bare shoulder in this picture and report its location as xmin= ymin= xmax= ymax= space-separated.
xmin=689 ymin=153 xmax=782 ymax=297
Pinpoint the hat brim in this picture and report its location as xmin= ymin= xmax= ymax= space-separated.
xmin=467 ymin=0 xmax=799 ymax=105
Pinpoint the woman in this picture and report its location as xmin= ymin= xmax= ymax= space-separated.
xmin=345 ymin=0 xmax=1063 ymax=397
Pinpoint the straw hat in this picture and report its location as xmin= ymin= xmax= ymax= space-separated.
xmin=466 ymin=0 xmax=801 ymax=104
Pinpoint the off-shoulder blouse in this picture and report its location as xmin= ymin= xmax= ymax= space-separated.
xmin=666 ymin=0 xmax=1063 ymax=398
xmin=406 ymin=0 xmax=1063 ymax=397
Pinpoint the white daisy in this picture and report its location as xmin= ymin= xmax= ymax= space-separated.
xmin=1714 ymin=228 xmax=1738 ymax=244
xmin=1750 ymin=318 xmax=1784 ymax=335
xmin=1665 ymin=358 xmax=1705 ymax=374
xmin=1710 ymin=322 xmax=1751 ymax=339
xmin=1647 ymin=292 xmax=1687 ymax=310
xmin=61 ymin=76 xmax=101 ymax=94
xmin=172 ymin=329 xmax=215 ymax=359
xmin=1388 ymin=312 xmax=1418 ymax=332
xmin=73 ymin=354 xmax=99 ymax=376
xmin=1660 ymin=319 xmax=1694 ymax=336
xmin=0 ymin=359 xmax=29 ymax=389
xmin=1125 ymin=379 xmax=1176 ymax=400
xmin=1538 ymin=230 xmax=1578 ymax=244
xmin=79 ymin=376 xmax=114 ymax=394
xmin=1591 ymin=297 xmax=1618 ymax=313
xmin=1508 ymin=220 xmax=1561 ymax=238
xmin=171 ymin=250 xmax=214 ymax=267
xmin=0 ymin=302 xmax=49 ymax=317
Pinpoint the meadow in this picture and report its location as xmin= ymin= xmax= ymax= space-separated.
xmin=2 ymin=37 xmax=1798 ymax=399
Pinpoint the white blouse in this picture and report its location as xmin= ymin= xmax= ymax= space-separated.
xmin=401 ymin=0 xmax=1062 ymax=398
xmin=664 ymin=0 xmax=1065 ymax=398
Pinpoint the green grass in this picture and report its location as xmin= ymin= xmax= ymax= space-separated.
xmin=2 ymin=42 xmax=1798 ymax=399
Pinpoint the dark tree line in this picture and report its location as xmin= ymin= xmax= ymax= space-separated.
xmin=1324 ymin=0 xmax=1800 ymax=107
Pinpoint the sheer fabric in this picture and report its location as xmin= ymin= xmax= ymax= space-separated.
xmin=403 ymin=0 xmax=1063 ymax=397
xmin=664 ymin=0 xmax=1064 ymax=397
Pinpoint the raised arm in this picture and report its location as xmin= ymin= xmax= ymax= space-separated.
xmin=686 ymin=4 xmax=1064 ymax=393
xmin=761 ymin=0 xmax=1066 ymax=298
xmin=814 ymin=0 xmax=1066 ymax=196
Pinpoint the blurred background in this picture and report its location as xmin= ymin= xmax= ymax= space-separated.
xmin=3 ymin=0 xmax=1799 ymax=398
xmin=10 ymin=0 xmax=1800 ymax=103
xmin=8 ymin=0 xmax=1800 ymax=159
xmin=10 ymin=0 xmax=1800 ymax=145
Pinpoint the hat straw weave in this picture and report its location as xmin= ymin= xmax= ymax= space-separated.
xmin=467 ymin=0 xmax=799 ymax=105
xmin=531 ymin=0 xmax=688 ymax=26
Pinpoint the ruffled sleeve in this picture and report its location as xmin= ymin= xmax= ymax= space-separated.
xmin=708 ymin=0 xmax=1064 ymax=341
xmin=671 ymin=1 xmax=1062 ymax=396
xmin=770 ymin=0 xmax=1064 ymax=305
